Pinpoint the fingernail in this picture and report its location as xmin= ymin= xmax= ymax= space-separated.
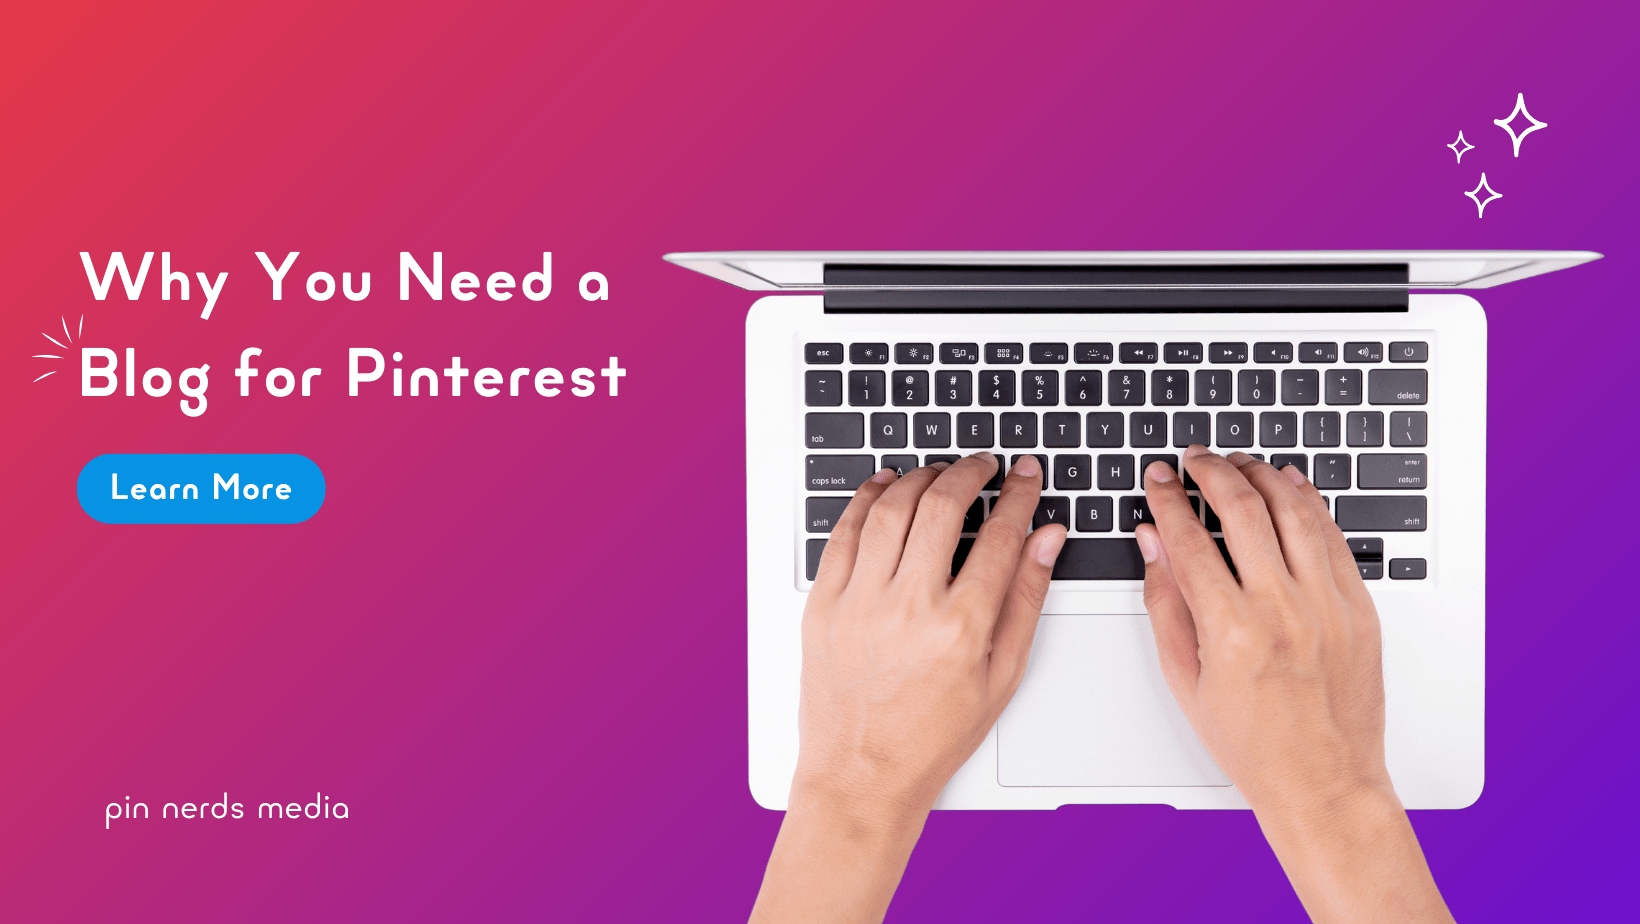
xmin=930 ymin=461 xmax=952 ymax=472
xmin=1227 ymin=451 xmax=1255 ymax=467
xmin=870 ymin=468 xmax=898 ymax=484
xmin=1033 ymin=527 xmax=1066 ymax=567
xmin=1136 ymin=528 xmax=1160 ymax=564
xmin=1013 ymin=455 xmax=1040 ymax=478
xmin=1182 ymin=444 xmax=1213 ymax=459
xmin=1282 ymin=464 xmax=1308 ymax=486
xmin=1145 ymin=460 xmax=1175 ymax=483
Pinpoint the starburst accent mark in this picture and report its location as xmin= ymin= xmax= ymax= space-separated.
xmin=1493 ymin=93 xmax=1547 ymax=157
xmin=1465 ymin=173 xmax=1502 ymax=217
xmin=1447 ymin=131 xmax=1474 ymax=163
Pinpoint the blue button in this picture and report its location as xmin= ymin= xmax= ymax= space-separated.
xmin=77 ymin=454 xmax=325 ymax=524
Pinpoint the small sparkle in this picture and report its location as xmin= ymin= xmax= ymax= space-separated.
xmin=1493 ymin=93 xmax=1547 ymax=157
xmin=1465 ymin=173 xmax=1502 ymax=217
xmin=1447 ymin=131 xmax=1474 ymax=163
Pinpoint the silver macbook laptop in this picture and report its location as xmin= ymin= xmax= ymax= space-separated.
xmin=666 ymin=251 xmax=1598 ymax=810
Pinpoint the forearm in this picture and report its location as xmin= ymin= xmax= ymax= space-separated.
xmin=1256 ymin=785 xmax=1455 ymax=924
xmin=749 ymin=785 xmax=929 ymax=924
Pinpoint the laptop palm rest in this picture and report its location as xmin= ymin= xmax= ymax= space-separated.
xmin=998 ymin=614 xmax=1231 ymax=787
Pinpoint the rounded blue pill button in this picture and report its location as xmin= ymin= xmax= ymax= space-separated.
xmin=77 ymin=454 xmax=325 ymax=524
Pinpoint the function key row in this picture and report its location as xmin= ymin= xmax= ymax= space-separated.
xmin=807 ymin=341 xmax=1427 ymax=366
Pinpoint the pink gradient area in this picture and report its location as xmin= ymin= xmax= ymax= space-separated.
xmin=1 ymin=1 xmax=1636 ymax=920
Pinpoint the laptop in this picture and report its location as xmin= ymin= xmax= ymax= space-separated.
xmin=665 ymin=251 xmax=1599 ymax=810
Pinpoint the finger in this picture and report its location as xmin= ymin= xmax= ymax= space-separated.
xmin=810 ymin=468 xmax=899 ymax=598
xmin=951 ymin=455 xmax=1043 ymax=612
xmin=1284 ymin=464 xmax=1374 ymax=600
xmin=897 ymin=452 xmax=999 ymax=586
xmin=1135 ymin=522 xmax=1201 ymax=711
xmin=1228 ymin=453 xmax=1333 ymax=585
xmin=1181 ymin=446 xmax=1291 ymax=587
xmin=1141 ymin=458 xmax=1238 ymax=610
xmin=988 ymin=523 xmax=1065 ymax=701
xmin=851 ymin=462 xmax=950 ymax=587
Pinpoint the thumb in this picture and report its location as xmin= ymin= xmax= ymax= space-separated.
xmin=1136 ymin=524 xmax=1201 ymax=705
xmin=988 ymin=524 xmax=1065 ymax=699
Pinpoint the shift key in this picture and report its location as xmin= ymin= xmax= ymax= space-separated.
xmin=1336 ymin=496 xmax=1426 ymax=531
xmin=806 ymin=455 xmax=876 ymax=491
xmin=1358 ymin=453 xmax=1427 ymax=489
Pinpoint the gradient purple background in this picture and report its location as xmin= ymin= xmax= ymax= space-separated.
xmin=2 ymin=1 xmax=1635 ymax=920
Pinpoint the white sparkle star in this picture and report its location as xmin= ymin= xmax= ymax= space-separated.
xmin=1447 ymin=131 xmax=1474 ymax=163
xmin=1493 ymin=93 xmax=1547 ymax=157
xmin=1465 ymin=173 xmax=1502 ymax=217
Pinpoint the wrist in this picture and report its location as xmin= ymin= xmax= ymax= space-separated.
xmin=786 ymin=769 xmax=935 ymax=847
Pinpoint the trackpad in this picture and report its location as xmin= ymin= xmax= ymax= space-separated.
xmin=998 ymin=614 xmax=1229 ymax=787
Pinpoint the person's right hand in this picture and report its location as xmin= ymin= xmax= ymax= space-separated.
xmin=1136 ymin=446 xmax=1455 ymax=923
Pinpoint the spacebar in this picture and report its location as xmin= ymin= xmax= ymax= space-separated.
xmin=1050 ymin=539 xmax=1146 ymax=580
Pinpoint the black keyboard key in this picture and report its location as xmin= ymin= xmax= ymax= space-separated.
xmin=1281 ymin=369 xmax=1319 ymax=405
xmin=1389 ymin=411 xmax=1428 ymax=447
xmin=1152 ymin=369 xmax=1189 ymax=405
xmin=806 ymin=342 xmax=844 ymax=364
xmin=1270 ymin=453 xmax=1308 ymax=477
xmin=1034 ymin=496 xmax=1071 ymax=530
xmin=1195 ymin=369 xmax=1232 ymax=406
xmin=951 ymin=537 xmax=976 ymax=576
xmin=1074 ymin=342 xmax=1114 ymax=364
xmin=806 ymin=454 xmax=875 ymax=491
xmin=1260 ymin=411 xmax=1297 ymax=447
xmin=806 ymin=412 xmax=864 ymax=448
xmin=1358 ymin=453 xmax=1428 ymax=489
xmin=979 ymin=370 xmax=1016 ymax=405
xmin=1075 ymin=496 xmax=1114 ymax=532
xmin=1336 ymin=495 xmax=1427 ymax=531
xmin=1065 ymin=370 xmax=1102 ymax=406
xmin=848 ymin=370 xmax=885 ymax=406
xmin=891 ymin=370 xmax=929 ymax=406
xmin=1008 ymin=453 xmax=1050 ymax=477
xmin=1164 ymin=342 xmax=1203 ymax=363
xmin=1312 ymin=453 xmax=1351 ymax=489
xmin=1108 ymin=370 xmax=1145 ymax=405
xmin=1389 ymin=341 xmax=1429 ymax=363
xmin=1299 ymin=342 xmax=1338 ymax=363
xmin=1086 ymin=412 xmax=1124 ymax=447
xmin=1120 ymin=342 xmax=1158 ymax=363
xmin=806 ymin=370 xmax=843 ymax=406
xmin=1000 ymin=412 xmax=1038 ymax=448
xmin=806 ymin=497 xmax=851 ymax=532
xmin=964 ymin=499 xmax=986 ymax=532
xmin=1097 ymin=454 xmax=1135 ymax=490
xmin=935 ymin=369 xmax=973 ymax=406
xmin=1055 ymin=454 xmax=1093 ymax=490
xmin=941 ymin=342 xmax=980 ymax=364
xmin=1345 ymin=341 xmax=1383 ymax=363
xmin=1347 ymin=537 xmax=1383 ymax=558
xmin=912 ymin=412 xmax=951 ymax=448
xmin=1131 ymin=411 xmax=1167 ymax=447
xmin=1173 ymin=412 xmax=1210 ymax=448
xmin=925 ymin=454 xmax=961 ymax=466
xmin=1216 ymin=412 xmax=1255 ymax=448
xmin=1347 ymin=411 xmax=1385 ymax=447
xmin=1210 ymin=341 xmax=1248 ymax=364
xmin=881 ymin=455 xmax=918 ymax=476
xmin=1238 ymin=369 xmax=1275 ymax=405
xmin=1368 ymin=369 xmax=1428 ymax=405
xmin=870 ymin=412 xmax=908 ymax=448
xmin=1119 ymin=496 xmax=1152 ymax=531
xmin=1051 ymin=538 xmax=1145 ymax=579
xmin=1255 ymin=342 xmax=1294 ymax=363
xmin=1030 ymin=342 xmax=1069 ymax=364
xmin=850 ymin=342 xmax=889 ymax=364
xmin=1303 ymin=411 xmax=1341 ymax=447
xmin=956 ymin=412 xmax=994 ymax=448
xmin=1390 ymin=558 xmax=1428 ymax=579
xmin=1358 ymin=560 xmax=1384 ymax=580
xmin=1325 ymin=368 xmax=1363 ymax=405
xmin=1022 ymin=370 xmax=1059 ymax=406
xmin=806 ymin=538 xmax=827 ymax=580
xmin=1043 ymin=412 xmax=1080 ymax=447
xmin=1140 ymin=453 xmax=1178 ymax=483
xmin=894 ymin=342 xmax=934 ymax=364
xmin=986 ymin=342 xmax=1024 ymax=364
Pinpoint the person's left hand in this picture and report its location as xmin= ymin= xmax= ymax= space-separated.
xmin=793 ymin=452 xmax=1067 ymax=821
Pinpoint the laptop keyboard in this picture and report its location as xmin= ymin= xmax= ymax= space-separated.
xmin=801 ymin=336 xmax=1431 ymax=584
